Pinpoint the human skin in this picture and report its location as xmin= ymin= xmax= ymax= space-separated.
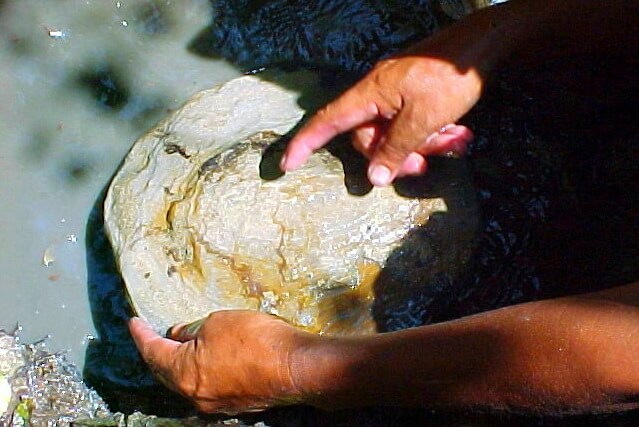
xmin=130 ymin=282 xmax=639 ymax=414
xmin=129 ymin=0 xmax=638 ymax=415
xmin=280 ymin=0 xmax=636 ymax=186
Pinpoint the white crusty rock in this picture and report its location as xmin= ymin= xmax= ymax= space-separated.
xmin=104 ymin=73 xmax=478 ymax=336
xmin=0 ymin=329 xmax=109 ymax=427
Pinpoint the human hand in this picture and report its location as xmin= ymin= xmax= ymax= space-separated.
xmin=280 ymin=29 xmax=485 ymax=186
xmin=129 ymin=311 xmax=308 ymax=414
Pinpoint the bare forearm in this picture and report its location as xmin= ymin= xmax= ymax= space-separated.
xmin=292 ymin=284 xmax=639 ymax=414
xmin=411 ymin=0 xmax=637 ymax=79
xmin=487 ymin=0 xmax=637 ymax=65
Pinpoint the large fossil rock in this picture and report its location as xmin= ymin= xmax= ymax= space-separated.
xmin=104 ymin=73 xmax=478 ymax=336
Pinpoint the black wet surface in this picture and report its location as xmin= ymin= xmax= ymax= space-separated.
xmin=77 ymin=65 xmax=131 ymax=111
xmin=82 ymin=0 xmax=639 ymax=425
xmin=190 ymin=0 xmax=444 ymax=73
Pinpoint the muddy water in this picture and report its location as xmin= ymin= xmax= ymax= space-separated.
xmin=0 ymin=0 xmax=239 ymax=369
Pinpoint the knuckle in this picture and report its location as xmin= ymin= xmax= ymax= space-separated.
xmin=176 ymin=377 xmax=196 ymax=397
xmin=369 ymin=68 xmax=386 ymax=88
xmin=399 ymin=61 xmax=432 ymax=96
xmin=378 ymin=138 xmax=411 ymax=163
xmin=371 ymin=57 xmax=397 ymax=73
xmin=404 ymin=59 xmax=427 ymax=79
xmin=174 ymin=368 xmax=195 ymax=396
xmin=194 ymin=400 xmax=216 ymax=414
xmin=173 ymin=346 xmax=197 ymax=397
xmin=315 ymin=105 xmax=331 ymax=119
xmin=351 ymin=134 xmax=364 ymax=152
xmin=314 ymin=106 xmax=340 ymax=132
xmin=352 ymin=129 xmax=372 ymax=151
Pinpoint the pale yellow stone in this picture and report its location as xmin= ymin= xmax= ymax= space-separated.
xmin=105 ymin=73 xmax=478 ymax=335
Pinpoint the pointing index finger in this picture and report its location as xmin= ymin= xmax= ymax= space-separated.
xmin=281 ymin=86 xmax=384 ymax=171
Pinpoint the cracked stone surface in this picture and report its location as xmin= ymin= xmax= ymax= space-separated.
xmin=105 ymin=73 xmax=479 ymax=335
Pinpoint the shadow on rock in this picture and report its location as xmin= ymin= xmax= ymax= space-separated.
xmin=83 ymin=186 xmax=193 ymax=416
xmin=373 ymin=157 xmax=479 ymax=331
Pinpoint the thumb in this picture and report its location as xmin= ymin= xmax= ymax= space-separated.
xmin=166 ymin=317 xmax=207 ymax=342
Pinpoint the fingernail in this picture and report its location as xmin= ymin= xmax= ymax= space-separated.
xmin=281 ymin=153 xmax=302 ymax=171
xmin=404 ymin=153 xmax=426 ymax=175
xmin=128 ymin=317 xmax=143 ymax=331
xmin=185 ymin=318 xmax=206 ymax=336
xmin=439 ymin=123 xmax=455 ymax=134
xmin=279 ymin=153 xmax=288 ymax=170
xmin=165 ymin=324 xmax=179 ymax=338
xmin=369 ymin=165 xmax=392 ymax=187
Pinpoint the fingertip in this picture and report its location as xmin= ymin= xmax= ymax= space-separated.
xmin=280 ymin=137 xmax=313 ymax=171
xmin=398 ymin=152 xmax=427 ymax=176
xmin=431 ymin=134 xmax=470 ymax=156
xmin=445 ymin=124 xmax=474 ymax=139
xmin=165 ymin=323 xmax=184 ymax=339
xmin=352 ymin=122 xmax=384 ymax=158
xmin=368 ymin=164 xmax=394 ymax=187
xmin=420 ymin=125 xmax=474 ymax=157
xmin=440 ymin=125 xmax=473 ymax=153
xmin=368 ymin=141 xmax=408 ymax=186
xmin=128 ymin=316 xmax=145 ymax=332
xmin=279 ymin=153 xmax=288 ymax=171
xmin=129 ymin=317 xmax=155 ymax=341
xmin=444 ymin=125 xmax=474 ymax=147
xmin=280 ymin=149 xmax=306 ymax=171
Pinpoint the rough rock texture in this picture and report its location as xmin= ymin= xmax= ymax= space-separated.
xmin=73 ymin=412 xmax=271 ymax=427
xmin=0 ymin=329 xmax=109 ymax=427
xmin=0 ymin=328 xmax=266 ymax=427
xmin=104 ymin=73 xmax=478 ymax=336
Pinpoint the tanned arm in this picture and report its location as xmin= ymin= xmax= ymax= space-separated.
xmin=129 ymin=1 xmax=639 ymax=415
xmin=293 ymin=283 xmax=639 ymax=414
xmin=281 ymin=0 xmax=638 ymax=185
